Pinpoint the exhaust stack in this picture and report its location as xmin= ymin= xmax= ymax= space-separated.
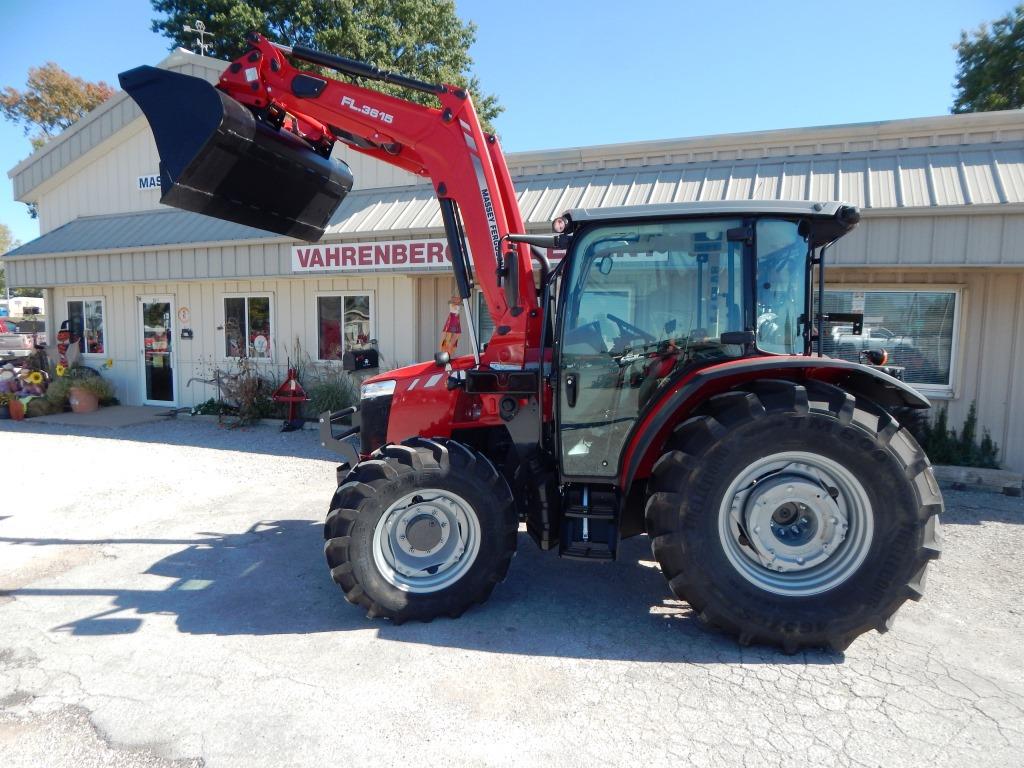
xmin=118 ymin=66 xmax=353 ymax=242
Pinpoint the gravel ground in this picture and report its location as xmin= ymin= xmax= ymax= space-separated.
xmin=0 ymin=418 xmax=1022 ymax=768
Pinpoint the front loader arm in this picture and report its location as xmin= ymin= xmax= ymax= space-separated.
xmin=218 ymin=34 xmax=540 ymax=365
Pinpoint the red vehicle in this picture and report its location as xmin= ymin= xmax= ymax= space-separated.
xmin=121 ymin=35 xmax=941 ymax=652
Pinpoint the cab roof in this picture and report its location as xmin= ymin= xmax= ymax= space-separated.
xmin=564 ymin=200 xmax=860 ymax=247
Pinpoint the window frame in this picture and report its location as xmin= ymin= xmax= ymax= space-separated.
xmin=219 ymin=292 xmax=275 ymax=361
xmin=313 ymin=290 xmax=376 ymax=363
xmin=823 ymin=283 xmax=964 ymax=399
xmin=65 ymin=296 xmax=107 ymax=357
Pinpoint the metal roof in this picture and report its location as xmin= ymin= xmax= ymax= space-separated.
xmin=6 ymin=139 xmax=1024 ymax=260
xmin=323 ymin=141 xmax=1024 ymax=232
xmin=3 ymin=208 xmax=277 ymax=257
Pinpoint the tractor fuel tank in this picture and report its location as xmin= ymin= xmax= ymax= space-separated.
xmin=118 ymin=66 xmax=353 ymax=242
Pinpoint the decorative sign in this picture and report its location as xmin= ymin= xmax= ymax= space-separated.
xmin=137 ymin=174 xmax=162 ymax=191
xmin=177 ymin=306 xmax=191 ymax=325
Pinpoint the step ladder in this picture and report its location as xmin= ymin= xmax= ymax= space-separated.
xmin=559 ymin=485 xmax=620 ymax=561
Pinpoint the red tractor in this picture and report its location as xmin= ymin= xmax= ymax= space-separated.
xmin=121 ymin=34 xmax=941 ymax=652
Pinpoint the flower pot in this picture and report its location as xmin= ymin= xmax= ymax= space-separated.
xmin=69 ymin=387 xmax=100 ymax=414
xmin=8 ymin=399 xmax=25 ymax=421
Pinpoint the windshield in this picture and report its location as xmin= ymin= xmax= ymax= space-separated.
xmin=756 ymin=219 xmax=808 ymax=355
xmin=563 ymin=217 xmax=748 ymax=357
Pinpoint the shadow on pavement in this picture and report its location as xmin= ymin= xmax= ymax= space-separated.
xmin=937 ymin=494 xmax=1024 ymax=525
xmin=1 ymin=521 xmax=840 ymax=665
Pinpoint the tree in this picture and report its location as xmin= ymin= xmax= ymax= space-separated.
xmin=0 ymin=223 xmax=15 ymax=256
xmin=0 ymin=224 xmax=41 ymax=298
xmin=150 ymin=0 xmax=502 ymax=130
xmin=1 ymin=223 xmax=32 ymax=298
xmin=0 ymin=63 xmax=116 ymax=150
xmin=952 ymin=5 xmax=1024 ymax=113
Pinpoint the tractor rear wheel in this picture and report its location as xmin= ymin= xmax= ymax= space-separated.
xmin=645 ymin=380 xmax=943 ymax=653
xmin=324 ymin=437 xmax=518 ymax=622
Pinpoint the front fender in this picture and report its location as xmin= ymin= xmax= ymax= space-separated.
xmin=619 ymin=356 xmax=930 ymax=489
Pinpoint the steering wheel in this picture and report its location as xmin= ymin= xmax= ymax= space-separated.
xmin=607 ymin=313 xmax=656 ymax=343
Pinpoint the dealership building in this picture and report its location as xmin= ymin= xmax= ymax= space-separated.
xmin=3 ymin=48 xmax=1024 ymax=472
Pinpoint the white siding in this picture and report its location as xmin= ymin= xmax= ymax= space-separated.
xmin=37 ymin=125 xmax=162 ymax=233
xmin=51 ymin=275 xmax=420 ymax=409
xmin=416 ymin=275 xmax=475 ymax=360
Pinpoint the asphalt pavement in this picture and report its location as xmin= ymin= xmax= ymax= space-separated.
xmin=1 ymin=418 xmax=1022 ymax=767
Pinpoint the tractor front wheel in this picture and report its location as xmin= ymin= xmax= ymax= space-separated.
xmin=646 ymin=380 xmax=943 ymax=653
xmin=324 ymin=438 xmax=518 ymax=622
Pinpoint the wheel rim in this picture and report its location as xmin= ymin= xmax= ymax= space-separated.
xmin=718 ymin=451 xmax=874 ymax=597
xmin=372 ymin=489 xmax=481 ymax=594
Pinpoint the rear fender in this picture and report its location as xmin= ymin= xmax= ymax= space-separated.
xmin=619 ymin=356 xmax=930 ymax=489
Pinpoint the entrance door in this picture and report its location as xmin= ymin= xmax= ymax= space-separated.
xmin=138 ymin=295 xmax=176 ymax=405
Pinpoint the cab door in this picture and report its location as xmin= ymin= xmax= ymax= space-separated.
xmin=556 ymin=217 xmax=748 ymax=479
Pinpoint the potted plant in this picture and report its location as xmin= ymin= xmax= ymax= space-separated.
xmin=68 ymin=375 xmax=115 ymax=414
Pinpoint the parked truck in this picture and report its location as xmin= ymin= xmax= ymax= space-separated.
xmin=0 ymin=317 xmax=40 ymax=361
xmin=120 ymin=34 xmax=942 ymax=652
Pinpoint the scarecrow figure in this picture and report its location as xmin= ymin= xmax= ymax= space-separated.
xmin=439 ymin=296 xmax=462 ymax=356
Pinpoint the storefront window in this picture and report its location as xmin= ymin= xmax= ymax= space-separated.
xmin=224 ymin=295 xmax=272 ymax=359
xmin=67 ymin=299 xmax=105 ymax=354
xmin=317 ymin=294 xmax=372 ymax=360
xmin=823 ymin=290 xmax=958 ymax=388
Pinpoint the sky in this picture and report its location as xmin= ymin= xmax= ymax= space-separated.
xmin=0 ymin=0 xmax=1012 ymax=247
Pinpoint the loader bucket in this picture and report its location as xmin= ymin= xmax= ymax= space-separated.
xmin=118 ymin=66 xmax=354 ymax=242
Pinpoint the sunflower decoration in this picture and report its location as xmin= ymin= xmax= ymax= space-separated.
xmin=18 ymin=369 xmax=47 ymax=396
xmin=56 ymin=363 xmax=67 ymax=377
xmin=103 ymin=358 xmax=114 ymax=369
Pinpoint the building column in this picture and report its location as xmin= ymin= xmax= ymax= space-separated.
xmin=43 ymin=287 xmax=56 ymax=348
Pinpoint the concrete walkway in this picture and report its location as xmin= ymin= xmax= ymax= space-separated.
xmin=26 ymin=405 xmax=172 ymax=428
xmin=1 ymin=423 xmax=1022 ymax=768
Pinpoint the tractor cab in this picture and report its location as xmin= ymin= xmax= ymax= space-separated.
xmin=551 ymin=201 xmax=859 ymax=480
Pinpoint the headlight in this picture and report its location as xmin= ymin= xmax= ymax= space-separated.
xmin=361 ymin=379 xmax=396 ymax=399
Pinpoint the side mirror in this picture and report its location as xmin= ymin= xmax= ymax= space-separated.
xmin=598 ymin=255 xmax=614 ymax=275
xmin=434 ymin=351 xmax=450 ymax=367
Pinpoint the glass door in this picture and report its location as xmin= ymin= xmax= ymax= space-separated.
xmin=139 ymin=296 xmax=175 ymax=404
xmin=557 ymin=218 xmax=748 ymax=478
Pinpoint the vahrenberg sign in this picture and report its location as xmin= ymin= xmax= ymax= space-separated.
xmin=292 ymin=239 xmax=454 ymax=273
xmin=292 ymin=238 xmax=567 ymax=274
